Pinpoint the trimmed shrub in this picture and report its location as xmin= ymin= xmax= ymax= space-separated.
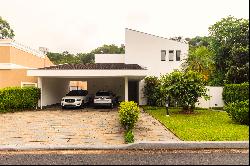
xmin=118 ymin=101 xmax=140 ymax=130
xmin=0 ymin=87 xmax=40 ymax=112
xmin=222 ymin=83 xmax=249 ymax=104
xmin=124 ymin=130 xmax=134 ymax=143
xmin=224 ymin=100 xmax=249 ymax=125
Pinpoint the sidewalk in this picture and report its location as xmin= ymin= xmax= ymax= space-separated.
xmin=0 ymin=141 xmax=248 ymax=151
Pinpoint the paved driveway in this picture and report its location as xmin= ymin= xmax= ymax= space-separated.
xmin=0 ymin=108 xmax=179 ymax=147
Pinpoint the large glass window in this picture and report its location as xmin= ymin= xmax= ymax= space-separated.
xmin=169 ymin=50 xmax=174 ymax=61
xmin=176 ymin=50 xmax=181 ymax=61
xmin=161 ymin=50 xmax=166 ymax=61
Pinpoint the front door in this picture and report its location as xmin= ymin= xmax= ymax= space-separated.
xmin=128 ymin=81 xmax=138 ymax=103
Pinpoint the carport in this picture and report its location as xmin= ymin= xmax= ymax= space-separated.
xmin=27 ymin=63 xmax=147 ymax=108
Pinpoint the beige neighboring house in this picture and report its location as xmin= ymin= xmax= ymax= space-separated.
xmin=0 ymin=39 xmax=54 ymax=89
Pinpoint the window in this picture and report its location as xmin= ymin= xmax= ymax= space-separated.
xmin=169 ymin=50 xmax=174 ymax=61
xmin=161 ymin=50 xmax=166 ymax=61
xmin=21 ymin=82 xmax=37 ymax=88
xmin=176 ymin=50 xmax=181 ymax=61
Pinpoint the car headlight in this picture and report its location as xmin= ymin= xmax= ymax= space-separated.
xmin=76 ymin=99 xmax=81 ymax=101
xmin=61 ymin=99 xmax=64 ymax=101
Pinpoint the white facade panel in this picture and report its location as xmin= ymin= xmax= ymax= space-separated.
xmin=125 ymin=29 xmax=189 ymax=77
xmin=95 ymin=54 xmax=125 ymax=63
xmin=27 ymin=69 xmax=147 ymax=78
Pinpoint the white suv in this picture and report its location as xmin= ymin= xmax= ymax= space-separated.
xmin=94 ymin=91 xmax=115 ymax=108
xmin=61 ymin=90 xmax=89 ymax=109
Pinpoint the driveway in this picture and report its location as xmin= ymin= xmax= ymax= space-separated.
xmin=0 ymin=108 xmax=180 ymax=147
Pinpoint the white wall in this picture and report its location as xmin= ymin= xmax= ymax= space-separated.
xmin=95 ymin=54 xmax=125 ymax=63
xmin=125 ymin=29 xmax=189 ymax=77
xmin=41 ymin=78 xmax=69 ymax=106
xmin=196 ymin=86 xmax=224 ymax=108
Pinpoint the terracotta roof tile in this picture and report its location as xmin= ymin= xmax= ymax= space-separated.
xmin=39 ymin=63 xmax=146 ymax=70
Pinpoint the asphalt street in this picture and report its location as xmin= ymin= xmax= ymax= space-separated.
xmin=0 ymin=149 xmax=248 ymax=165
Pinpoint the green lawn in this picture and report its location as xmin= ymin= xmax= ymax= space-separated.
xmin=143 ymin=106 xmax=249 ymax=141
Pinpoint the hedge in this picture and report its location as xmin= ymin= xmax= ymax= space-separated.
xmin=224 ymin=100 xmax=249 ymax=125
xmin=0 ymin=87 xmax=40 ymax=112
xmin=222 ymin=82 xmax=249 ymax=104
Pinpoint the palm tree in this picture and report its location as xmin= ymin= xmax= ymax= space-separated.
xmin=182 ymin=46 xmax=215 ymax=81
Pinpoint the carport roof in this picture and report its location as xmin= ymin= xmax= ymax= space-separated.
xmin=39 ymin=63 xmax=146 ymax=70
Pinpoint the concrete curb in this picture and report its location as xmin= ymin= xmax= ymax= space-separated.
xmin=0 ymin=141 xmax=248 ymax=151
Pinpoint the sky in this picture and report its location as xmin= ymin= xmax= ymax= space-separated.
xmin=0 ymin=0 xmax=249 ymax=54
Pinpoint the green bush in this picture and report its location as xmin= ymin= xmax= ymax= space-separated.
xmin=0 ymin=87 xmax=40 ymax=112
xmin=118 ymin=101 xmax=140 ymax=130
xmin=224 ymin=100 xmax=249 ymax=125
xmin=161 ymin=70 xmax=209 ymax=112
xmin=143 ymin=76 xmax=161 ymax=106
xmin=124 ymin=130 xmax=134 ymax=143
xmin=222 ymin=83 xmax=249 ymax=104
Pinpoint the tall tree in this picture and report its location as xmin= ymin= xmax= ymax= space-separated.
xmin=208 ymin=16 xmax=249 ymax=85
xmin=0 ymin=16 xmax=15 ymax=39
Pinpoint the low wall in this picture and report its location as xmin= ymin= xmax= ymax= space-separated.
xmin=196 ymin=86 xmax=224 ymax=108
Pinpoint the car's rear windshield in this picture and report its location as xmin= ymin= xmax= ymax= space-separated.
xmin=66 ymin=90 xmax=88 ymax=96
xmin=96 ymin=92 xmax=110 ymax=96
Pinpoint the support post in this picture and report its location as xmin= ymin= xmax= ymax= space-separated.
xmin=125 ymin=77 xmax=128 ymax=101
xmin=38 ymin=77 xmax=43 ymax=109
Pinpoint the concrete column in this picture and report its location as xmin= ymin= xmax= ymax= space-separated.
xmin=125 ymin=77 xmax=128 ymax=101
xmin=38 ymin=77 xmax=43 ymax=109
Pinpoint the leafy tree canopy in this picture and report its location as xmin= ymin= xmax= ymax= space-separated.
xmin=208 ymin=15 xmax=249 ymax=85
xmin=47 ymin=44 xmax=124 ymax=65
xmin=91 ymin=44 xmax=125 ymax=54
xmin=0 ymin=16 xmax=15 ymax=39
xmin=160 ymin=70 xmax=209 ymax=112
xmin=186 ymin=36 xmax=211 ymax=48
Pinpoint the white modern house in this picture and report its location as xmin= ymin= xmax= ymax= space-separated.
xmin=94 ymin=29 xmax=189 ymax=105
xmin=28 ymin=28 xmax=223 ymax=108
